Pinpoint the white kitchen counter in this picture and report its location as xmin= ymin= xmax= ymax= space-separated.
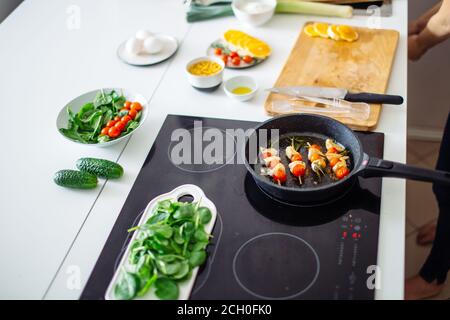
xmin=0 ymin=0 xmax=407 ymax=300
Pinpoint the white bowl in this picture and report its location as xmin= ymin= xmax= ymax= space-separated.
xmin=56 ymin=88 xmax=148 ymax=147
xmin=232 ymin=0 xmax=276 ymax=27
xmin=224 ymin=76 xmax=258 ymax=102
xmin=185 ymin=56 xmax=225 ymax=91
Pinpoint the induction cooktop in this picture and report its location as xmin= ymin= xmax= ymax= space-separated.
xmin=81 ymin=115 xmax=384 ymax=300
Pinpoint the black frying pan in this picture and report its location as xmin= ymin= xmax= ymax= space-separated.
xmin=244 ymin=114 xmax=450 ymax=204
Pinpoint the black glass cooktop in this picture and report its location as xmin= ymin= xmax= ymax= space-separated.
xmin=81 ymin=114 xmax=384 ymax=300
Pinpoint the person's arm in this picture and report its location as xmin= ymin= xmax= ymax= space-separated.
xmin=409 ymin=0 xmax=450 ymax=61
xmin=409 ymin=1 xmax=442 ymax=35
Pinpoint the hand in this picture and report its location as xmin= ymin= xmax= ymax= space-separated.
xmin=408 ymin=20 xmax=421 ymax=36
xmin=408 ymin=34 xmax=427 ymax=61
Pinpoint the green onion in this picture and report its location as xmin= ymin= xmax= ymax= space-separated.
xmin=276 ymin=0 xmax=353 ymax=18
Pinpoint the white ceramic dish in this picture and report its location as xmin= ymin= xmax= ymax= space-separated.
xmin=185 ymin=56 xmax=225 ymax=91
xmin=232 ymin=0 xmax=276 ymax=27
xmin=117 ymin=34 xmax=178 ymax=66
xmin=105 ymin=184 xmax=218 ymax=300
xmin=223 ymin=75 xmax=258 ymax=101
xmin=56 ymin=88 xmax=148 ymax=147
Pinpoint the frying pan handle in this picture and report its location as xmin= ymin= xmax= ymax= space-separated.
xmin=361 ymin=156 xmax=450 ymax=185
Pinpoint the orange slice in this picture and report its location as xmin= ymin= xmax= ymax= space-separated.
xmin=304 ymin=24 xmax=318 ymax=37
xmin=327 ymin=25 xmax=341 ymax=41
xmin=247 ymin=41 xmax=272 ymax=58
xmin=223 ymin=29 xmax=271 ymax=58
xmin=336 ymin=25 xmax=359 ymax=42
xmin=313 ymin=22 xmax=330 ymax=39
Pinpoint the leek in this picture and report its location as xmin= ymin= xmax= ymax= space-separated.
xmin=276 ymin=0 xmax=353 ymax=18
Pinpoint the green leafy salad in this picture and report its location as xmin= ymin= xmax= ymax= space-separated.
xmin=114 ymin=199 xmax=213 ymax=300
xmin=60 ymin=90 xmax=143 ymax=144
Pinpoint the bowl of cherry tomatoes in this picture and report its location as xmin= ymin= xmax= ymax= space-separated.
xmin=57 ymin=88 xmax=148 ymax=147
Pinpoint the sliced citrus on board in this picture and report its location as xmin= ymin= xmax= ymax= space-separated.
xmin=337 ymin=25 xmax=359 ymax=42
xmin=327 ymin=25 xmax=341 ymax=41
xmin=313 ymin=22 xmax=330 ymax=39
xmin=304 ymin=24 xmax=318 ymax=37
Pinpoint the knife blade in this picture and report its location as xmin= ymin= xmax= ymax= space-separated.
xmin=267 ymin=86 xmax=404 ymax=105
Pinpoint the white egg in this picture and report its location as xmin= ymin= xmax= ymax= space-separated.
xmin=125 ymin=37 xmax=142 ymax=55
xmin=143 ymin=36 xmax=164 ymax=54
xmin=135 ymin=29 xmax=153 ymax=41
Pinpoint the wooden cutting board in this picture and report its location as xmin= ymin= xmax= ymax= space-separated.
xmin=265 ymin=22 xmax=399 ymax=131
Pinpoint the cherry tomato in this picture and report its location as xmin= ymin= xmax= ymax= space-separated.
xmin=121 ymin=115 xmax=132 ymax=124
xmin=214 ymin=48 xmax=222 ymax=56
xmin=310 ymin=153 xmax=322 ymax=162
xmin=327 ymin=147 xmax=338 ymax=154
xmin=336 ymin=167 xmax=350 ymax=179
xmin=231 ymin=56 xmax=241 ymax=66
xmin=273 ymin=170 xmax=287 ymax=184
xmin=114 ymin=121 xmax=125 ymax=132
xmin=243 ymin=55 xmax=253 ymax=64
xmin=221 ymin=55 xmax=229 ymax=65
xmin=130 ymin=102 xmax=142 ymax=111
xmin=101 ymin=127 xmax=110 ymax=136
xmin=114 ymin=116 xmax=121 ymax=121
xmin=329 ymin=157 xmax=340 ymax=168
xmin=107 ymin=120 xmax=117 ymax=127
xmin=108 ymin=126 xmax=121 ymax=138
xmin=291 ymin=154 xmax=303 ymax=162
xmin=123 ymin=101 xmax=131 ymax=110
xmin=229 ymin=51 xmax=239 ymax=58
xmin=292 ymin=164 xmax=306 ymax=177
xmin=128 ymin=109 xmax=138 ymax=119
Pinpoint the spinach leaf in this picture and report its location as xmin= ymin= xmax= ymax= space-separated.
xmin=93 ymin=90 xmax=113 ymax=107
xmin=173 ymin=204 xmax=195 ymax=220
xmin=197 ymin=207 xmax=212 ymax=225
xmin=154 ymin=278 xmax=179 ymax=300
xmin=189 ymin=251 xmax=206 ymax=268
xmin=114 ymin=271 xmax=139 ymax=300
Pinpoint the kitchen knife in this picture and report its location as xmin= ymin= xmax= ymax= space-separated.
xmin=267 ymin=86 xmax=404 ymax=105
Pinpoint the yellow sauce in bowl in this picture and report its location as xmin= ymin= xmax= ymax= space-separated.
xmin=188 ymin=60 xmax=222 ymax=76
xmin=232 ymin=86 xmax=253 ymax=95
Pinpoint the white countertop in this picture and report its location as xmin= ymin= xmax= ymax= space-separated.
xmin=0 ymin=0 xmax=407 ymax=300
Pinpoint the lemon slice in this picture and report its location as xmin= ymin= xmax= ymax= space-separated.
xmin=327 ymin=25 xmax=341 ymax=41
xmin=313 ymin=22 xmax=330 ymax=39
xmin=304 ymin=24 xmax=318 ymax=37
xmin=336 ymin=25 xmax=359 ymax=42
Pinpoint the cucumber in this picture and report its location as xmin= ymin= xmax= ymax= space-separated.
xmin=54 ymin=170 xmax=98 ymax=189
xmin=76 ymin=157 xmax=123 ymax=179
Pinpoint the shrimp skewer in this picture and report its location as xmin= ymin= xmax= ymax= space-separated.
xmin=260 ymin=147 xmax=287 ymax=185
xmin=325 ymin=139 xmax=350 ymax=180
xmin=286 ymin=138 xmax=306 ymax=184
xmin=307 ymin=143 xmax=326 ymax=178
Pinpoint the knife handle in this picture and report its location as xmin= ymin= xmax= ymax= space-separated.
xmin=344 ymin=92 xmax=404 ymax=105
